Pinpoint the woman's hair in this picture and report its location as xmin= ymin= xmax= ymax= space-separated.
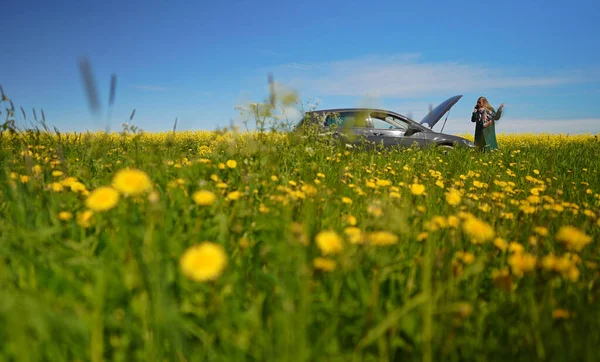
xmin=477 ymin=96 xmax=495 ymax=112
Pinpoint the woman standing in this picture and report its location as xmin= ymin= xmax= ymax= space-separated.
xmin=471 ymin=96 xmax=504 ymax=151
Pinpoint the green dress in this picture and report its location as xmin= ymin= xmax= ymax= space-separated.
xmin=472 ymin=107 xmax=502 ymax=151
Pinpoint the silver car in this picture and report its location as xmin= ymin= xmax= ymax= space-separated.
xmin=297 ymin=95 xmax=475 ymax=150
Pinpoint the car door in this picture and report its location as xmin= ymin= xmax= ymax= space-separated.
xmin=324 ymin=111 xmax=371 ymax=145
xmin=368 ymin=112 xmax=426 ymax=148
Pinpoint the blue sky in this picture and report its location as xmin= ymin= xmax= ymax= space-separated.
xmin=3 ymin=0 xmax=599 ymax=135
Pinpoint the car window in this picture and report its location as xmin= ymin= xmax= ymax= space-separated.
xmin=325 ymin=113 xmax=368 ymax=128
xmin=370 ymin=115 xmax=409 ymax=132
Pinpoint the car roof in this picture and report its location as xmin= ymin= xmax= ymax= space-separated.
xmin=306 ymin=108 xmax=405 ymax=117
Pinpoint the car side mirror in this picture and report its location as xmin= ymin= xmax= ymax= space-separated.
xmin=405 ymin=126 xmax=421 ymax=137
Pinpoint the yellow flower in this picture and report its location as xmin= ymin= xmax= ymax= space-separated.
xmin=226 ymin=159 xmax=237 ymax=169
xmin=447 ymin=215 xmax=460 ymax=228
xmin=508 ymin=242 xmax=524 ymax=254
xmin=317 ymin=173 xmax=325 ymax=178
xmin=180 ymin=242 xmax=227 ymax=282
xmin=410 ymin=183 xmax=425 ymax=195
xmin=32 ymin=165 xmax=42 ymax=175
xmin=49 ymin=182 xmax=64 ymax=192
xmin=533 ymin=226 xmax=549 ymax=236
xmin=341 ymin=196 xmax=352 ymax=204
xmin=519 ymin=205 xmax=536 ymax=214
xmin=508 ymin=252 xmax=537 ymax=276
xmin=366 ymin=231 xmax=398 ymax=246
xmin=552 ymin=309 xmax=571 ymax=320
xmin=77 ymin=210 xmax=94 ymax=228
xmin=313 ymin=257 xmax=336 ymax=272
xmin=315 ymin=230 xmax=343 ymax=255
xmin=462 ymin=216 xmax=495 ymax=244
xmin=390 ymin=191 xmax=401 ymax=199
xmin=445 ymin=188 xmax=462 ymax=206
xmin=556 ymin=226 xmax=592 ymax=251
xmin=345 ymin=215 xmax=357 ymax=226
xmin=148 ymin=191 xmax=160 ymax=204
xmin=259 ymin=203 xmax=270 ymax=214
xmin=52 ymin=170 xmax=64 ymax=177
xmin=344 ymin=227 xmax=363 ymax=244
xmin=192 ymin=190 xmax=217 ymax=206
xmin=416 ymin=232 xmax=429 ymax=241
xmin=226 ymin=191 xmax=242 ymax=201
xmin=58 ymin=211 xmax=73 ymax=221
xmin=493 ymin=237 xmax=508 ymax=251
xmin=86 ymin=187 xmax=120 ymax=212
xmin=455 ymin=251 xmax=475 ymax=264
xmin=112 ymin=169 xmax=152 ymax=196
xmin=366 ymin=204 xmax=383 ymax=217
xmin=376 ymin=179 xmax=392 ymax=187
xmin=70 ymin=182 xmax=87 ymax=193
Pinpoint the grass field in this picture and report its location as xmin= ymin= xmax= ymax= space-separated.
xmin=1 ymin=127 xmax=599 ymax=361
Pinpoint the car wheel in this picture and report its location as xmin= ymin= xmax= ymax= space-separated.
xmin=437 ymin=144 xmax=454 ymax=154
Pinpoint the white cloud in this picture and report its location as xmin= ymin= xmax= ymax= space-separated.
xmin=285 ymin=63 xmax=314 ymax=70
xmin=274 ymin=54 xmax=593 ymax=98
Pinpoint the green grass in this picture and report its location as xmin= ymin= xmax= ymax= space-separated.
xmin=1 ymin=129 xmax=599 ymax=361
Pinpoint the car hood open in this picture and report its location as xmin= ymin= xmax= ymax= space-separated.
xmin=419 ymin=95 xmax=463 ymax=129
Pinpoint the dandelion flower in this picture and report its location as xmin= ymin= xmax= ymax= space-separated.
xmin=315 ymin=230 xmax=343 ymax=255
xmin=313 ymin=257 xmax=336 ymax=272
xmin=70 ymin=182 xmax=87 ymax=193
xmin=86 ymin=187 xmax=120 ymax=212
xmin=416 ymin=232 xmax=428 ymax=241
xmin=49 ymin=182 xmax=64 ymax=192
xmin=180 ymin=242 xmax=227 ymax=282
xmin=32 ymin=165 xmax=42 ymax=175
xmin=508 ymin=252 xmax=537 ymax=276
xmin=341 ymin=197 xmax=352 ymax=204
xmin=259 ymin=203 xmax=270 ymax=214
xmin=343 ymin=227 xmax=363 ymax=244
xmin=226 ymin=159 xmax=237 ymax=169
xmin=556 ymin=226 xmax=592 ymax=251
xmin=447 ymin=190 xmax=462 ymax=208
xmin=58 ymin=211 xmax=73 ymax=221
xmin=376 ymin=179 xmax=392 ymax=187
xmin=552 ymin=309 xmax=571 ymax=319
xmin=367 ymin=231 xmax=398 ymax=246
xmin=77 ymin=210 xmax=94 ymax=228
xmin=493 ymin=237 xmax=508 ymax=251
xmin=462 ymin=216 xmax=495 ymax=244
xmin=410 ymin=183 xmax=425 ymax=195
xmin=226 ymin=191 xmax=242 ymax=201
xmin=345 ymin=215 xmax=357 ymax=226
xmin=192 ymin=190 xmax=217 ymax=206
xmin=533 ymin=226 xmax=549 ymax=236
xmin=112 ymin=169 xmax=152 ymax=196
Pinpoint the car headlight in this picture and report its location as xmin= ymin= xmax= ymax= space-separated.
xmin=463 ymin=139 xmax=475 ymax=147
